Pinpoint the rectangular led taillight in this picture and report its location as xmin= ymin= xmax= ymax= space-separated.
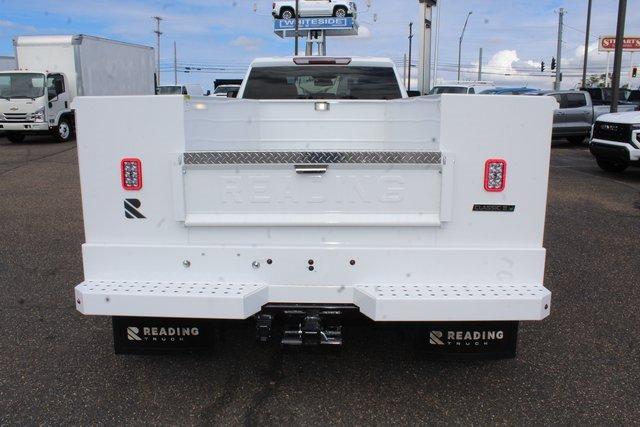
xmin=484 ymin=159 xmax=507 ymax=192
xmin=121 ymin=158 xmax=142 ymax=190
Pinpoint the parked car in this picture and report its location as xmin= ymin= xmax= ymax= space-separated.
xmin=211 ymin=84 xmax=241 ymax=97
xmin=272 ymin=0 xmax=356 ymax=19
xmin=481 ymin=87 xmax=540 ymax=95
xmin=529 ymin=90 xmax=637 ymax=144
xmin=590 ymin=111 xmax=640 ymax=172
xmin=156 ymin=84 xmax=205 ymax=96
xmin=429 ymin=81 xmax=495 ymax=95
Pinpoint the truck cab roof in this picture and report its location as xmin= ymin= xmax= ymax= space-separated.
xmin=248 ymin=56 xmax=397 ymax=68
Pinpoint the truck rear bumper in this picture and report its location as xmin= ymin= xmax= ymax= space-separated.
xmin=0 ymin=122 xmax=50 ymax=131
xmin=75 ymin=281 xmax=551 ymax=321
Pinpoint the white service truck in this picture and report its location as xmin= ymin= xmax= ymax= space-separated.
xmin=0 ymin=35 xmax=155 ymax=143
xmin=73 ymin=56 xmax=555 ymax=358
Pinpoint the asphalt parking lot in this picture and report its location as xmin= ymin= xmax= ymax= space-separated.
xmin=1 ymin=135 xmax=639 ymax=425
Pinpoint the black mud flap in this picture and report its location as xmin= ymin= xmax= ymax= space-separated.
xmin=112 ymin=317 xmax=216 ymax=355
xmin=413 ymin=321 xmax=519 ymax=360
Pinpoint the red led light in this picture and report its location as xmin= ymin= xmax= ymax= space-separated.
xmin=484 ymin=159 xmax=507 ymax=192
xmin=121 ymin=158 xmax=142 ymax=191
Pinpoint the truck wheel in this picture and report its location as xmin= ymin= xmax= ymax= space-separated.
xmin=567 ymin=136 xmax=586 ymax=145
xmin=280 ymin=8 xmax=294 ymax=19
xmin=334 ymin=7 xmax=348 ymax=17
xmin=5 ymin=132 xmax=26 ymax=143
xmin=596 ymin=158 xmax=628 ymax=173
xmin=53 ymin=118 xmax=73 ymax=143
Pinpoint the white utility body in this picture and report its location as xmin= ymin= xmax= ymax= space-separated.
xmin=0 ymin=35 xmax=154 ymax=143
xmin=74 ymin=57 xmax=555 ymax=353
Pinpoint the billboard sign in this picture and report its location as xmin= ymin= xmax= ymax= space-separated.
xmin=598 ymin=36 xmax=640 ymax=52
xmin=273 ymin=17 xmax=358 ymax=38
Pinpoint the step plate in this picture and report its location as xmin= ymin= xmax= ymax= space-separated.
xmin=75 ymin=281 xmax=268 ymax=319
xmin=353 ymin=284 xmax=551 ymax=321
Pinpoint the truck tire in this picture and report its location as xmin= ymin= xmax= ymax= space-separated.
xmin=53 ymin=117 xmax=73 ymax=143
xmin=280 ymin=8 xmax=294 ymax=19
xmin=334 ymin=7 xmax=348 ymax=17
xmin=596 ymin=158 xmax=628 ymax=173
xmin=5 ymin=132 xmax=26 ymax=143
xmin=567 ymin=136 xmax=586 ymax=145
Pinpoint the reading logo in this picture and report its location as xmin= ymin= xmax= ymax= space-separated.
xmin=429 ymin=329 xmax=505 ymax=347
xmin=126 ymin=325 xmax=200 ymax=342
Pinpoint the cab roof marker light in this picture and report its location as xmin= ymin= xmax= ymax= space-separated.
xmin=121 ymin=158 xmax=142 ymax=191
xmin=293 ymin=57 xmax=352 ymax=65
xmin=484 ymin=159 xmax=507 ymax=192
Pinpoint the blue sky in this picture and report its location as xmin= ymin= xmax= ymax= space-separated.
xmin=1 ymin=0 xmax=639 ymax=90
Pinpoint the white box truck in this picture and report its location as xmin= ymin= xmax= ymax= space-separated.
xmin=0 ymin=35 xmax=155 ymax=143
xmin=73 ymin=56 xmax=555 ymax=358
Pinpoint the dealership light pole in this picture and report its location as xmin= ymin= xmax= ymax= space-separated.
xmin=433 ymin=0 xmax=442 ymax=88
xmin=610 ymin=0 xmax=627 ymax=113
xmin=153 ymin=16 xmax=163 ymax=85
xmin=407 ymin=22 xmax=414 ymax=90
xmin=581 ymin=0 xmax=593 ymax=88
xmin=457 ymin=11 xmax=472 ymax=82
xmin=417 ymin=0 xmax=435 ymax=94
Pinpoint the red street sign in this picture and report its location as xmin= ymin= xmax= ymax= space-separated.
xmin=599 ymin=36 xmax=640 ymax=52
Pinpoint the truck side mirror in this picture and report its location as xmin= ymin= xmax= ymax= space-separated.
xmin=206 ymin=90 xmax=211 ymax=96
xmin=227 ymin=89 xmax=239 ymax=98
xmin=48 ymin=86 xmax=58 ymax=100
xmin=407 ymin=90 xmax=422 ymax=97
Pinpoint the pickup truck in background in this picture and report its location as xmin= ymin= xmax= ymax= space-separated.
xmin=580 ymin=87 xmax=635 ymax=106
xmin=530 ymin=90 xmax=638 ymax=144
xmin=590 ymin=111 xmax=640 ymax=173
xmin=73 ymin=56 xmax=555 ymax=358
xmin=272 ymin=0 xmax=356 ymax=19
xmin=0 ymin=35 xmax=155 ymax=143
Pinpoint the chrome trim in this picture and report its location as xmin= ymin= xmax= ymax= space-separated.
xmin=184 ymin=151 xmax=442 ymax=165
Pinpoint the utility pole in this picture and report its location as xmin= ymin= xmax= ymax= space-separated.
xmin=610 ymin=0 xmax=627 ymax=113
xmin=554 ymin=8 xmax=564 ymax=90
xmin=153 ymin=16 xmax=163 ymax=85
xmin=407 ymin=22 xmax=414 ymax=90
xmin=478 ymin=47 xmax=483 ymax=81
xmin=294 ymin=0 xmax=300 ymax=55
xmin=457 ymin=11 xmax=472 ymax=82
xmin=173 ymin=41 xmax=177 ymax=85
xmin=581 ymin=0 xmax=592 ymax=88
xmin=417 ymin=0 xmax=434 ymax=94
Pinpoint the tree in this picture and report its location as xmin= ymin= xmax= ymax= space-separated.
xmin=584 ymin=73 xmax=611 ymax=88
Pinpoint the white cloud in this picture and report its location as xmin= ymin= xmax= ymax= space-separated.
xmin=231 ymin=36 xmax=264 ymax=51
xmin=0 ymin=19 xmax=37 ymax=33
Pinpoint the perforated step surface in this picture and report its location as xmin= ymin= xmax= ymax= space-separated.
xmin=75 ymin=280 xmax=268 ymax=319
xmin=353 ymin=284 xmax=551 ymax=321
